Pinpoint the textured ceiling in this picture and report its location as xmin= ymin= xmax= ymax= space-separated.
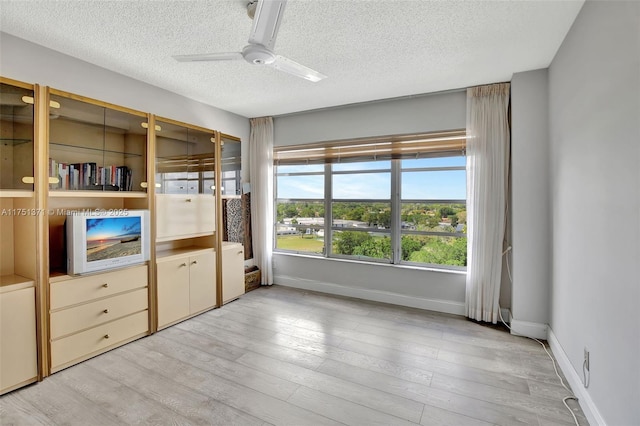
xmin=0 ymin=0 xmax=583 ymax=118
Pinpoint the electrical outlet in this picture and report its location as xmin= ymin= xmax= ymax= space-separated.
xmin=584 ymin=347 xmax=590 ymax=371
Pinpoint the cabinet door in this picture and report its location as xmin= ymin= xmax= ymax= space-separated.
xmin=0 ymin=287 xmax=37 ymax=393
xmin=156 ymin=258 xmax=190 ymax=328
xmin=156 ymin=194 xmax=215 ymax=240
xmin=188 ymin=251 xmax=216 ymax=314
xmin=222 ymin=244 xmax=245 ymax=304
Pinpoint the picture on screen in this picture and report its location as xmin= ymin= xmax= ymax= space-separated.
xmin=86 ymin=217 xmax=142 ymax=262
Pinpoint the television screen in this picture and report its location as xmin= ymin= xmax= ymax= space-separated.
xmin=85 ymin=217 xmax=142 ymax=262
xmin=67 ymin=209 xmax=150 ymax=275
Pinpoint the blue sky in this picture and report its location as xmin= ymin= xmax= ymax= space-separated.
xmin=276 ymin=156 xmax=466 ymax=200
xmin=86 ymin=217 xmax=141 ymax=241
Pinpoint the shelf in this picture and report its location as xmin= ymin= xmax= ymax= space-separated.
xmin=155 ymin=231 xmax=214 ymax=243
xmin=156 ymin=246 xmax=215 ymax=263
xmin=0 ymin=190 xmax=34 ymax=198
xmin=49 ymin=190 xmax=147 ymax=198
xmin=0 ymin=274 xmax=35 ymax=294
xmin=0 ymin=138 xmax=33 ymax=146
xmin=50 ymin=142 xmax=144 ymax=158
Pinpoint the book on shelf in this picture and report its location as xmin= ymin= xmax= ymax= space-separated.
xmin=49 ymin=159 xmax=133 ymax=191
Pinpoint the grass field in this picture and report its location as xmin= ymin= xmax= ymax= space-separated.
xmin=276 ymin=235 xmax=324 ymax=253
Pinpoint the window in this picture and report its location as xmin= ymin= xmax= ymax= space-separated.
xmin=331 ymin=161 xmax=392 ymax=262
xmin=275 ymin=164 xmax=325 ymax=254
xmin=274 ymin=130 xmax=466 ymax=269
xmin=400 ymin=157 xmax=467 ymax=267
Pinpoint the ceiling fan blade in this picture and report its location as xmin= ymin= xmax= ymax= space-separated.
xmin=173 ymin=52 xmax=243 ymax=62
xmin=248 ymin=0 xmax=287 ymax=50
xmin=269 ymin=55 xmax=327 ymax=82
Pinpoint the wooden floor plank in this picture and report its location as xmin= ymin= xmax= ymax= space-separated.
xmin=2 ymin=375 xmax=122 ymax=425
xmin=287 ymin=385 xmax=419 ymax=426
xmin=236 ymin=351 xmax=425 ymax=423
xmin=176 ymin=316 xmax=327 ymax=370
xmin=430 ymin=372 xmax=587 ymax=424
xmin=134 ymin=331 xmax=300 ymax=401
xmin=111 ymin=342 xmax=341 ymax=426
xmin=337 ymin=333 xmax=531 ymax=393
xmin=420 ymin=404 xmax=496 ymax=426
xmin=160 ymin=320 xmax=248 ymax=361
xmin=55 ymin=362 xmax=193 ymax=425
xmin=0 ymin=285 xmax=588 ymax=426
xmin=87 ymin=349 xmax=265 ymax=425
xmin=315 ymin=355 xmax=537 ymax=426
xmin=0 ymin=392 xmax=54 ymax=425
xmin=266 ymin=331 xmax=435 ymax=385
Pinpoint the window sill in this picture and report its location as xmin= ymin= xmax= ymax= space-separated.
xmin=272 ymin=251 xmax=466 ymax=275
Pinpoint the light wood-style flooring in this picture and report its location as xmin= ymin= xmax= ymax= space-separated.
xmin=1 ymin=285 xmax=588 ymax=425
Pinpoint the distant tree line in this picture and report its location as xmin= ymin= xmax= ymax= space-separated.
xmin=277 ymin=201 xmax=467 ymax=266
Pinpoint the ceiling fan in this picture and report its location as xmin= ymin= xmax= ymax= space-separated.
xmin=173 ymin=0 xmax=327 ymax=82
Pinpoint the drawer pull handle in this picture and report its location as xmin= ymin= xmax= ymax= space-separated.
xmin=104 ymin=334 xmax=110 ymax=339
xmin=185 ymin=198 xmax=192 ymax=202
xmin=102 ymin=283 xmax=109 ymax=288
xmin=237 ymin=251 xmax=243 ymax=255
xmin=179 ymin=263 xmax=187 ymax=267
xmin=103 ymin=309 xmax=109 ymax=314
xmin=191 ymin=261 xmax=198 ymax=265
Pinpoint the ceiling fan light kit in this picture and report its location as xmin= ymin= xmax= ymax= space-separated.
xmin=173 ymin=0 xmax=326 ymax=82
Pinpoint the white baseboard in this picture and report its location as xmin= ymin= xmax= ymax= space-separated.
xmin=510 ymin=319 xmax=548 ymax=339
xmin=275 ymin=275 xmax=466 ymax=316
xmin=500 ymin=308 xmax=512 ymax=324
xmin=547 ymin=328 xmax=606 ymax=426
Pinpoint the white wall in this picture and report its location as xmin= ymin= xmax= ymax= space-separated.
xmin=0 ymin=33 xmax=250 ymax=177
xmin=548 ymin=2 xmax=640 ymax=425
xmin=510 ymin=69 xmax=550 ymax=338
xmin=275 ymin=90 xmax=466 ymax=146
xmin=273 ymin=91 xmax=468 ymax=314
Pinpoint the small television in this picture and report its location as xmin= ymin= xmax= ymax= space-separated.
xmin=66 ymin=209 xmax=150 ymax=275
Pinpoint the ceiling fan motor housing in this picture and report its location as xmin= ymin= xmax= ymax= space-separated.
xmin=242 ymin=44 xmax=275 ymax=65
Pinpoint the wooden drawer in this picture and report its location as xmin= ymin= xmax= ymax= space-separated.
xmin=51 ymin=265 xmax=148 ymax=309
xmin=50 ymin=288 xmax=148 ymax=339
xmin=50 ymin=310 xmax=148 ymax=370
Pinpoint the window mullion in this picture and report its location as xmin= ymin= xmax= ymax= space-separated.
xmin=324 ymin=162 xmax=332 ymax=258
xmin=273 ymin=165 xmax=278 ymax=251
xmin=391 ymin=159 xmax=401 ymax=264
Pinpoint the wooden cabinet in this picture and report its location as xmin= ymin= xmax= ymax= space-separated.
xmin=0 ymin=78 xmax=39 ymax=394
xmin=156 ymin=256 xmax=190 ymax=327
xmin=43 ymin=89 xmax=152 ymax=375
xmin=0 ymin=76 xmax=244 ymax=389
xmin=47 ymin=90 xmax=148 ymax=194
xmin=222 ymin=242 xmax=244 ymax=304
xmin=156 ymin=249 xmax=216 ymax=328
xmin=156 ymin=194 xmax=215 ymax=241
xmin=155 ymin=120 xmax=215 ymax=196
xmin=0 ymin=284 xmax=37 ymax=394
xmin=189 ymin=251 xmax=217 ymax=313
xmin=1 ymin=80 xmax=34 ymax=192
xmin=154 ymin=118 xmax=219 ymax=330
xmin=49 ymin=265 xmax=149 ymax=372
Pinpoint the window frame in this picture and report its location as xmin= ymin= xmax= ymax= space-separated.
xmin=274 ymin=166 xmax=326 ymax=255
xmin=273 ymin=130 xmax=467 ymax=271
xmin=398 ymin=159 xmax=467 ymax=270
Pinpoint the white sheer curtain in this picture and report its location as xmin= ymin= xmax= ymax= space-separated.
xmin=465 ymin=83 xmax=510 ymax=323
xmin=249 ymin=117 xmax=274 ymax=285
